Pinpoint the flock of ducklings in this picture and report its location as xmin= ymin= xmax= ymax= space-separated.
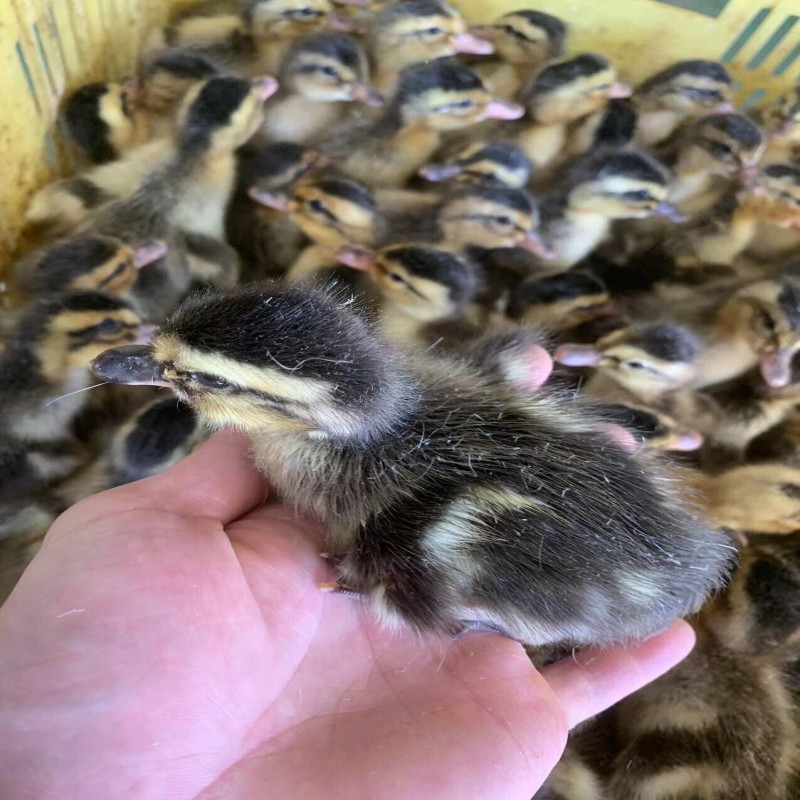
xmin=2 ymin=0 xmax=800 ymax=796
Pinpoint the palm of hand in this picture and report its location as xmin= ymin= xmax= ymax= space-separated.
xmin=0 ymin=433 xmax=693 ymax=800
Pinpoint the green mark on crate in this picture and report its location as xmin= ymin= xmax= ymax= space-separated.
xmin=722 ymin=8 xmax=771 ymax=64
xmin=774 ymin=42 xmax=800 ymax=76
xmin=741 ymin=88 xmax=767 ymax=109
xmin=48 ymin=4 xmax=71 ymax=82
xmin=15 ymin=42 xmax=41 ymax=115
xmin=33 ymin=23 xmax=56 ymax=94
xmin=747 ymin=16 xmax=798 ymax=69
xmin=650 ymin=0 xmax=730 ymax=18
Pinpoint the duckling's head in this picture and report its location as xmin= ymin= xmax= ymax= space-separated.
xmin=762 ymin=85 xmax=800 ymax=143
xmin=281 ymin=33 xmax=383 ymax=105
xmin=599 ymin=403 xmax=704 ymax=452
xmin=721 ymin=277 xmax=800 ymax=387
xmin=371 ymin=0 xmax=493 ymax=68
xmin=521 ymin=54 xmax=631 ymax=125
xmin=472 ymin=9 xmax=566 ymax=68
xmin=739 ymin=163 xmax=800 ymax=229
xmin=555 ymin=322 xmax=700 ymax=394
xmin=509 ymin=272 xmax=611 ymax=331
xmin=419 ymin=141 xmax=532 ymax=188
xmin=25 ymin=235 xmax=166 ymax=296
xmin=635 ymin=59 xmax=734 ymax=115
xmin=61 ymin=81 xmax=141 ymax=164
xmin=92 ymin=284 xmax=411 ymax=445
xmin=244 ymin=0 xmax=335 ymax=38
xmin=388 ymin=62 xmax=523 ymax=130
xmin=138 ymin=49 xmax=220 ymax=113
xmin=678 ymin=113 xmax=765 ymax=180
xmin=563 ymin=149 xmax=678 ymax=221
xmin=177 ymin=75 xmax=278 ymax=154
xmin=18 ymin=292 xmax=146 ymax=376
xmin=340 ymin=244 xmax=478 ymax=320
xmin=439 ymin=185 xmax=548 ymax=254
xmin=245 ymin=142 xmax=326 ymax=198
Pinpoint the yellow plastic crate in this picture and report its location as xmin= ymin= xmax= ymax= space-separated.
xmin=1 ymin=0 xmax=798 ymax=266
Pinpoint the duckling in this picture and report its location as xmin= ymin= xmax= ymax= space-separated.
xmin=562 ymin=98 xmax=637 ymax=161
xmin=326 ymin=61 xmax=523 ymax=189
xmin=632 ymin=59 xmax=734 ymax=148
xmin=14 ymin=235 xmax=167 ymax=298
xmin=512 ymin=54 xmax=632 ymax=174
xmin=92 ymin=283 xmax=733 ymax=646
xmin=469 ymin=9 xmax=567 ymax=101
xmin=106 ymin=396 xmax=207 ymax=487
xmin=60 ymin=80 xmax=149 ymax=165
xmin=260 ymin=33 xmax=382 ymax=144
xmin=538 ymin=149 xmax=678 ymax=272
xmin=760 ymin=84 xmax=800 ymax=167
xmin=226 ymin=142 xmax=325 ymax=280
xmin=746 ymin=163 xmax=800 ymax=263
xmin=367 ymin=0 xmax=493 ymax=96
xmin=747 ymin=408 xmax=800 ymax=468
xmin=419 ymin=141 xmax=532 ymax=188
xmin=253 ymin=175 xmax=379 ymax=284
xmin=598 ymin=402 xmax=704 ymax=453
xmin=608 ymin=535 xmax=800 ymax=800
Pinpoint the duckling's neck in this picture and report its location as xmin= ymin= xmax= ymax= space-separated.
xmin=634 ymin=108 xmax=684 ymax=148
xmin=516 ymin=122 xmax=567 ymax=169
xmin=390 ymin=122 xmax=442 ymax=166
xmin=691 ymin=210 xmax=758 ymax=265
xmin=669 ymin=167 xmax=726 ymax=214
xmin=485 ymin=62 xmax=527 ymax=101
xmin=262 ymin=93 xmax=349 ymax=144
xmin=372 ymin=48 xmax=416 ymax=95
xmin=690 ymin=330 xmax=758 ymax=389
xmin=547 ymin=208 xmax=612 ymax=271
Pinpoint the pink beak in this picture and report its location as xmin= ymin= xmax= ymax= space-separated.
xmin=419 ymin=163 xmax=464 ymax=182
xmin=327 ymin=13 xmax=359 ymax=32
xmin=666 ymin=430 xmax=704 ymax=452
xmin=348 ymin=81 xmax=384 ymax=107
xmin=133 ymin=240 xmax=168 ymax=268
xmin=335 ymin=244 xmax=375 ymax=272
xmin=716 ymin=101 xmax=736 ymax=114
xmin=484 ymin=100 xmax=525 ymax=120
xmin=517 ymin=231 xmax=554 ymax=260
xmin=120 ymin=76 xmax=143 ymax=105
xmin=248 ymin=187 xmax=291 ymax=211
xmin=554 ymin=344 xmax=603 ymax=367
xmin=453 ymin=31 xmax=494 ymax=55
xmin=737 ymin=165 xmax=761 ymax=190
xmin=135 ymin=325 xmax=158 ymax=345
xmin=254 ymin=76 xmax=279 ymax=102
xmin=760 ymin=349 xmax=795 ymax=388
xmin=608 ymin=82 xmax=632 ymax=99
xmin=653 ymin=202 xmax=686 ymax=223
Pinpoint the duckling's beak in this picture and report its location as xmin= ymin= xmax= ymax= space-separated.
xmin=248 ymin=187 xmax=291 ymax=211
xmin=761 ymin=349 xmax=795 ymax=388
xmin=653 ymin=202 xmax=685 ymax=223
xmin=553 ymin=344 xmax=603 ymax=367
xmin=418 ymin=163 xmax=464 ymax=182
xmin=454 ymin=31 xmax=494 ymax=55
xmin=120 ymin=76 xmax=143 ymax=105
xmin=517 ymin=230 xmax=554 ymax=259
xmin=736 ymin=166 xmax=761 ymax=191
xmin=135 ymin=325 xmax=158 ymax=345
xmin=327 ymin=13 xmax=359 ymax=32
xmin=91 ymin=345 xmax=170 ymax=387
xmin=664 ymin=430 xmax=704 ymax=452
xmin=133 ymin=240 xmax=168 ymax=268
xmin=484 ymin=100 xmax=525 ymax=120
xmin=716 ymin=101 xmax=736 ymax=114
xmin=254 ymin=76 xmax=279 ymax=102
xmin=335 ymin=244 xmax=375 ymax=271
xmin=608 ymin=82 xmax=632 ymax=99
xmin=348 ymin=81 xmax=384 ymax=107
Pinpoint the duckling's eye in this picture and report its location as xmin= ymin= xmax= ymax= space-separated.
xmin=495 ymin=215 xmax=513 ymax=226
xmin=425 ymin=26 xmax=444 ymax=35
xmin=388 ymin=272 xmax=406 ymax=284
xmin=708 ymin=141 xmax=734 ymax=160
xmin=189 ymin=372 xmax=231 ymax=389
xmin=627 ymin=361 xmax=647 ymax=370
xmin=621 ymin=190 xmax=653 ymax=203
xmin=299 ymin=7 xmax=318 ymax=15
xmin=95 ymin=318 xmax=123 ymax=335
xmin=319 ymin=66 xmax=338 ymax=78
xmin=308 ymin=198 xmax=327 ymax=213
xmin=454 ymin=99 xmax=474 ymax=109
xmin=755 ymin=310 xmax=777 ymax=336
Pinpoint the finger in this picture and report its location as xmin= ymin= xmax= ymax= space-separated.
xmin=541 ymin=619 xmax=695 ymax=728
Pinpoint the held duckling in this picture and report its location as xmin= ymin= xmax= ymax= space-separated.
xmin=326 ymin=61 xmax=523 ymax=189
xmin=513 ymin=54 xmax=632 ymax=173
xmin=227 ymin=142 xmax=325 ymax=280
xmin=92 ymin=283 xmax=733 ymax=646
xmin=632 ymin=59 xmax=734 ymax=148
xmin=261 ymin=33 xmax=383 ymax=144
xmin=539 ymin=149 xmax=679 ymax=272
xmin=367 ymin=0 xmax=493 ymax=95
xmin=469 ymin=9 xmax=567 ymax=101
xmin=760 ymin=85 xmax=800 ymax=167
xmin=599 ymin=402 xmax=704 ymax=453
xmin=419 ymin=141 xmax=532 ymax=189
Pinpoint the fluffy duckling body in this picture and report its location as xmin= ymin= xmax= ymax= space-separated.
xmin=419 ymin=141 xmax=533 ymax=189
xmin=562 ymin=98 xmax=637 ymax=162
xmin=367 ymin=0 xmax=492 ymax=95
xmin=470 ymin=10 xmax=567 ymax=101
xmin=326 ymin=62 xmax=523 ymax=189
xmin=226 ymin=142 xmax=324 ymax=280
xmin=747 ymin=163 xmax=800 ymax=262
xmin=632 ymin=59 xmax=734 ymax=148
xmin=93 ymin=284 xmax=733 ymax=646
xmin=261 ymin=33 xmax=382 ymax=144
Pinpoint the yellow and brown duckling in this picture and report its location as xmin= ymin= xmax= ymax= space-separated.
xmin=632 ymin=59 xmax=735 ymax=148
xmin=760 ymin=84 xmax=800 ymax=167
xmin=260 ymin=33 xmax=382 ymax=144
xmin=92 ymin=282 xmax=733 ymax=645
xmin=227 ymin=141 xmax=326 ymax=280
xmin=598 ymin=401 xmax=704 ymax=453
xmin=419 ymin=141 xmax=532 ymax=188
xmin=562 ymin=97 xmax=638 ymax=161
xmin=470 ymin=9 xmax=567 ymax=101
xmin=367 ymin=0 xmax=493 ymax=95
xmin=326 ymin=61 xmax=523 ymax=189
